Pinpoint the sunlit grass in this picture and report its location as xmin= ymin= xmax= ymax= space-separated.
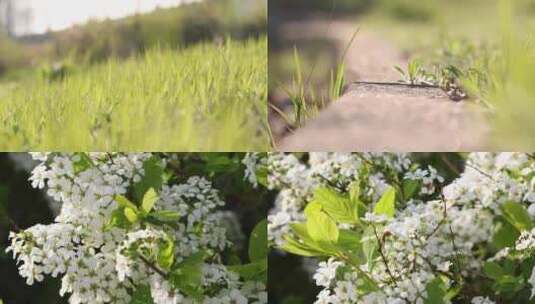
xmin=465 ymin=0 xmax=535 ymax=148
xmin=0 ymin=37 xmax=268 ymax=151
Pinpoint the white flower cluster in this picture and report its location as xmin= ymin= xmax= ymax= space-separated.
xmin=265 ymin=153 xmax=443 ymax=246
xmin=267 ymin=153 xmax=535 ymax=304
xmin=443 ymin=153 xmax=535 ymax=212
xmin=471 ymin=297 xmax=495 ymax=304
xmin=7 ymin=153 xmax=266 ymax=304
xmin=515 ymin=228 xmax=535 ymax=253
xmin=242 ymin=153 xmax=267 ymax=188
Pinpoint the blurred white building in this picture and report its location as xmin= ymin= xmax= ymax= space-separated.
xmin=0 ymin=0 xmax=33 ymax=36
xmin=7 ymin=0 xmax=203 ymax=36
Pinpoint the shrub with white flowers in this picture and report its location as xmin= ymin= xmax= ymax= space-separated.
xmin=253 ymin=153 xmax=535 ymax=304
xmin=6 ymin=153 xmax=267 ymax=304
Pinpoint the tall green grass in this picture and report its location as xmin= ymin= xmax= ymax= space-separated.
xmin=277 ymin=28 xmax=357 ymax=129
xmin=0 ymin=37 xmax=268 ymax=151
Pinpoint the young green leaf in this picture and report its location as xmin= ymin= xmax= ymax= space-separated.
xmin=141 ymin=188 xmax=159 ymax=214
xmin=72 ymin=152 xmax=94 ymax=174
xmin=314 ymin=187 xmax=359 ymax=224
xmin=255 ymin=166 xmax=269 ymax=187
xmin=501 ymin=201 xmax=533 ymax=232
xmin=157 ymin=235 xmax=175 ymax=271
xmin=248 ymin=219 xmax=267 ymax=262
xmin=304 ymin=201 xmax=322 ymax=218
xmin=424 ymin=278 xmax=447 ymax=304
xmin=291 ymin=223 xmax=317 ymax=245
xmin=169 ymin=251 xmax=205 ymax=298
xmin=228 ymin=258 xmax=267 ymax=283
xmin=124 ymin=207 xmax=139 ymax=223
xmin=286 ymin=223 xmax=339 ymax=257
xmin=306 ymin=208 xmax=339 ymax=243
xmin=105 ymin=208 xmax=130 ymax=230
xmin=281 ymin=236 xmax=328 ymax=257
xmin=115 ymin=195 xmax=138 ymax=211
xmin=148 ymin=210 xmax=182 ymax=222
xmin=336 ymin=229 xmax=362 ymax=257
xmin=133 ymin=156 xmax=164 ymax=202
xmin=374 ymin=186 xmax=396 ymax=218
xmin=362 ymin=226 xmax=378 ymax=271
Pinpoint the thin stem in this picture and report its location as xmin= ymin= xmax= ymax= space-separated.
xmin=316 ymin=174 xmax=345 ymax=192
xmin=372 ymin=224 xmax=398 ymax=284
xmin=464 ymin=163 xmax=494 ymax=180
xmin=139 ymin=254 xmax=168 ymax=279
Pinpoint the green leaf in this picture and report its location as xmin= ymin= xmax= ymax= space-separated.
xmin=73 ymin=152 xmax=94 ymax=174
xmin=105 ymin=208 xmax=130 ymax=230
xmin=169 ymin=251 xmax=205 ymax=299
xmin=249 ymin=219 xmax=267 ymax=262
xmin=336 ymin=229 xmax=362 ymax=265
xmin=501 ymin=201 xmax=533 ymax=232
xmin=130 ymin=284 xmax=154 ymax=304
xmin=495 ymin=274 xmax=525 ymax=294
xmin=306 ymin=207 xmax=339 ymax=243
xmin=402 ymin=179 xmax=421 ymax=200
xmin=134 ymin=156 xmax=164 ymax=202
xmin=493 ymin=219 xmax=520 ymax=249
xmin=255 ymin=166 xmax=269 ymax=187
xmin=201 ymin=154 xmax=236 ymax=172
xmin=358 ymin=275 xmax=380 ymax=294
xmin=285 ymin=223 xmax=339 ymax=257
xmin=304 ymin=201 xmax=322 ymax=218
xmin=281 ymin=236 xmax=328 ymax=257
xmin=362 ymin=226 xmax=378 ymax=271
xmin=349 ymin=182 xmax=360 ymax=204
xmin=115 ymin=195 xmax=138 ymax=211
xmin=424 ymin=277 xmax=446 ymax=304
xmin=228 ymin=258 xmax=267 ymax=283
xmin=124 ymin=208 xmax=138 ymax=223
xmin=148 ymin=210 xmax=182 ymax=222
xmin=157 ymin=235 xmax=175 ymax=271
xmin=337 ymin=229 xmax=362 ymax=253
xmin=226 ymin=249 xmax=242 ymax=266
xmin=374 ymin=187 xmax=396 ymax=218
xmin=314 ymin=187 xmax=359 ymax=224
xmin=483 ymin=261 xmax=505 ymax=280
xmin=444 ymin=284 xmax=463 ymax=301
xmin=141 ymin=188 xmax=159 ymax=214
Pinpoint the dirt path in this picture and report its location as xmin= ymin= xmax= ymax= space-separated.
xmin=277 ymin=18 xmax=492 ymax=151
xmin=280 ymin=18 xmax=407 ymax=82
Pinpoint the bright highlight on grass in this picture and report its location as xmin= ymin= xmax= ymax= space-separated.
xmin=0 ymin=37 xmax=268 ymax=151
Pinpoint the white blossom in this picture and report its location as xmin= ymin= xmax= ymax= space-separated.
xmin=7 ymin=153 xmax=265 ymax=304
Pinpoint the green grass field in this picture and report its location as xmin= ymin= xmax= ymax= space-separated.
xmin=0 ymin=37 xmax=268 ymax=151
